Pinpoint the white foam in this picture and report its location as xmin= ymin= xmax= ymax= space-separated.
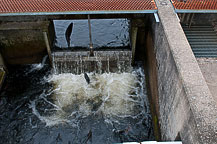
xmin=30 ymin=68 xmax=148 ymax=126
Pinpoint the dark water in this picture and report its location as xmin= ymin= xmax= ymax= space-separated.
xmin=0 ymin=19 xmax=154 ymax=144
xmin=54 ymin=19 xmax=129 ymax=49
xmin=0 ymin=64 xmax=154 ymax=144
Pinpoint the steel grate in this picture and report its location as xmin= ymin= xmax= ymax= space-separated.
xmin=183 ymin=25 xmax=217 ymax=57
xmin=0 ymin=0 xmax=157 ymax=15
xmin=171 ymin=0 xmax=217 ymax=12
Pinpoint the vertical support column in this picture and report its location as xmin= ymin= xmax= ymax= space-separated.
xmin=130 ymin=18 xmax=146 ymax=65
xmin=0 ymin=52 xmax=6 ymax=70
xmin=0 ymin=52 xmax=6 ymax=90
xmin=131 ymin=27 xmax=138 ymax=65
xmin=43 ymin=20 xmax=55 ymax=68
xmin=43 ymin=32 xmax=53 ymax=67
xmin=130 ymin=18 xmax=139 ymax=65
xmin=88 ymin=15 xmax=94 ymax=56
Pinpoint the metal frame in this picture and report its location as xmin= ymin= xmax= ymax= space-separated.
xmin=175 ymin=9 xmax=217 ymax=13
xmin=0 ymin=10 xmax=158 ymax=16
xmin=154 ymin=13 xmax=160 ymax=23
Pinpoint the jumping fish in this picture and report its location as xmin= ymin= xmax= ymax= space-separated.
xmin=65 ymin=22 xmax=73 ymax=48
xmin=83 ymin=130 xmax=92 ymax=143
xmin=84 ymin=73 xmax=90 ymax=84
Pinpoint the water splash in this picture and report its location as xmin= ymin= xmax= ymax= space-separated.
xmin=25 ymin=55 xmax=48 ymax=74
xmin=30 ymin=67 xmax=150 ymax=128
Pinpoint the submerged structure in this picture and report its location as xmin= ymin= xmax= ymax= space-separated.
xmin=0 ymin=0 xmax=216 ymax=144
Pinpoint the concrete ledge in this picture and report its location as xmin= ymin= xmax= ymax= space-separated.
xmin=153 ymin=0 xmax=217 ymax=143
xmin=0 ymin=21 xmax=53 ymax=65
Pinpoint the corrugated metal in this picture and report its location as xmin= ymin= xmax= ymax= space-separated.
xmin=183 ymin=25 xmax=217 ymax=57
xmin=171 ymin=0 xmax=217 ymax=12
xmin=0 ymin=0 xmax=157 ymax=15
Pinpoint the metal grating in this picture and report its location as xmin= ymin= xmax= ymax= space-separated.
xmin=171 ymin=0 xmax=217 ymax=12
xmin=0 ymin=0 xmax=157 ymax=15
xmin=183 ymin=25 xmax=217 ymax=57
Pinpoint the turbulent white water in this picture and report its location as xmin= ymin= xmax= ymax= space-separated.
xmin=30 ymin=68 xmax=149 ymax=127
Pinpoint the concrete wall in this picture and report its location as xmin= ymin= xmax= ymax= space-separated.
xmin=145 ymin=30 xmax=161 ymax=141
xmin=146 ymin=0 xmax=217 ymax=143
xmin=0 ymin=21 xmax=54 ymax=65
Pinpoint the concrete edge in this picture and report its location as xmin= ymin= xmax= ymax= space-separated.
xmin=155 ymin=0 xmax=217 ymax=143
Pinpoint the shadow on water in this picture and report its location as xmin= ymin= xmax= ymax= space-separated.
xmin=0 ymin=19 xmax=154 ymax=144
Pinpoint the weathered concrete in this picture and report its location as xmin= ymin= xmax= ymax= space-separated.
xmin=0 ymin=21 xmax=55 ymax=65
xmin=197 ymin=58 xmax=217 ymax=103
xmin=145 ymin=30 xmax=161 ymax=141
xmin=147 ymin=0 xmax=217 ymax=143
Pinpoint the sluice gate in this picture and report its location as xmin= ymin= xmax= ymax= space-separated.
xmin=53 ymin=51 xmax=132 ymax=74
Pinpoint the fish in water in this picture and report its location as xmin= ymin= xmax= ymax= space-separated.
xmin=114 ymin=125 xmax=132 ymax=135
xmin=83 ymin=130 xmax=92 ymax=143
xmin=65 ymin=22 xmax=73 ymax=47
xmin=84 ymin=73 xmax=90 ymax=84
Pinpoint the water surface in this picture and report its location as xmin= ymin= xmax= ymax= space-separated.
xmin=0 ymin=19 xmax=154 ymax=144
xmin=54 ymin=19 xmax=130 ymax=49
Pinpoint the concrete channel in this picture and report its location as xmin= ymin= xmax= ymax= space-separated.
xmin=0 ymin=0 xmax=216 ymax=144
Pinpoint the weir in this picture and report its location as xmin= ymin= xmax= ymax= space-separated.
xmin=52 ymin=17 xmax=135 ymax=74
xmin=53 ymin=51 xmax=132 ymax=74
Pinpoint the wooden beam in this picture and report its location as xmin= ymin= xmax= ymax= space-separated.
xmin=43 ymin=32 xmax=53 ymax=67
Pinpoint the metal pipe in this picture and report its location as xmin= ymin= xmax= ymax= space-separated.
xmin=0 ymin=10 xmax=158 ymax=16
xmin=175 ymin=9 xmax=217 ymax=13
xmin=88 ymin=14 xmax=94 ymax=56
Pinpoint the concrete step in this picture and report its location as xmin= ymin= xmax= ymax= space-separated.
xmin=182 ymin=25 xmax=217 ymax=57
